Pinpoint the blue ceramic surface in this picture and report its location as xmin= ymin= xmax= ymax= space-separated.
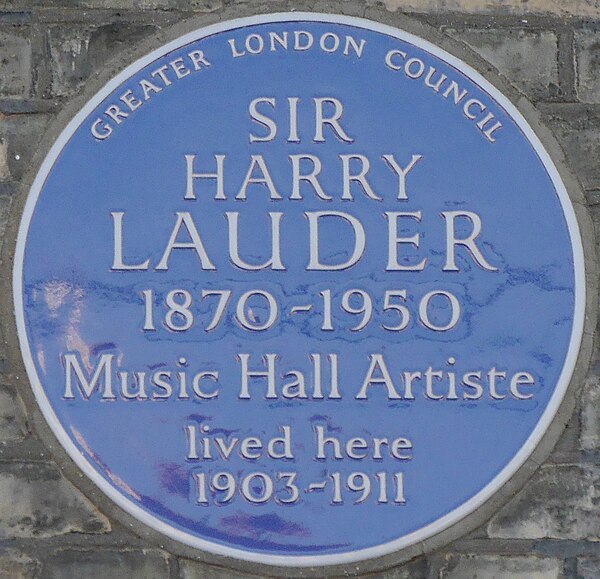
xmin=14 ymin=15 xmax=584 ymax=566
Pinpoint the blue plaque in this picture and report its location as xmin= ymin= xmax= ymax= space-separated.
xmin=14 ymin=14 xmax=585 ymax=567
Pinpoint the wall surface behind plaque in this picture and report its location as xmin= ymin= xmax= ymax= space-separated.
xmin=0 ymin=0 xmax=599 ymax=577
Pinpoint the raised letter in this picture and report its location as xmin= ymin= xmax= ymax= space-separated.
xmin=249 ymin=98 xmax=277 ymax=142
xmin=290 ymin=155 xmax=330 ymax=200
xmin=156 ymin=212 xmax=216 ymax=270
xmin=306 ymin=211 xmax=365 ymax=270
xmin=510 ymin=372 xmax=535 ymax=400
xmin=228 ymin=38 xmax=245 ymax=58
xmin=64 ymin=353 xmax=115 ymax=400
xmin=443 ymin=211 xmax=498 ymax=272
xmin=385 ymin=211 xmax=427 ymax=271
xmin=340 ymin=154 xmax=380 ymax=200
xmin=184 ymin=154 xmax=226 ymax=200
xmin=356 ymin=354 xmax=401 ymax=399
xmin=315 ymin=425 xmax=342 ymax=459
xmin=226 ymin=212 xmax=285 ymax=270
xmin=314 ymin=97 xmax=354 ymax=143
xmin=111 ymin=212 xmax=150 ymax=270
xmin=91 ymin=119 xmax=112 ymax=140
xmin=382 ymin=154 xmax=423 ymax=200
xmin=385 ymin=49 xmax=406 ymax=71
xmin=238 ymin=353 xmax=277 ymax=399
xmin=188 ymin=49 xmax=210 ymax=70
xmin=236 ymin=155 xmax=282 ymax=200
xmin=192 ymin=371 xmax=220 ymax=399
xmin=463 ymin=98 xmax=486 ymax=120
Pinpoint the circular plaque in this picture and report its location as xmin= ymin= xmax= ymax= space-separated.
xmin=14 ymin=13 xmax=585 ymax=568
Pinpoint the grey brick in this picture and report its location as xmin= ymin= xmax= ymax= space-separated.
xmin=78 ymin=0 xmax=221 ymax=8
xmin=0 ymin=113 xmax=50 ymax=182
xmin=446 ymin=28 xmax=559 ymax=101
xmin=364 ymin=557 xmax=428 ymax=578
xmin=546 ymin=406 xmax=580 ymax=460
xmin=0 ymin=0 xmax=597 ymax=15
xmin=575 ymin=29 xmax=600 ymax=104
xmin=543 ymin=106 xmax=600 ymax=193
xmin=44 ymin=549 xmax=170 ymax=579
xmin=0 ymin=462 xmax=110 ymax=538
xmin=0 ymin=118 xmax=11 ymax=182
xmin=0 ymin=28 xmax=32 ymax=97
xmin=180 ymin=556 xmax=427 ymax=578
xmin=581 ymin=376 xmax=600 ymax=452
xmin=179 ymin=559 xmax=263 ymax=579
xmin=0 ymin=550 xmax=39 ymax=579
xmin=0 ymin=195 xmax=12 ymax=255
xmin=48 ymin=23 xmax=158 ymax=97
xmin=488 ymin=464 xmax=600 ymax=540
xmin=312 ymin=0 xmax=369 ymax=17
xmin=0 ymin=384 xmax=27 ymax=442
xmin=578 ymin=558 xmax=600 ymax=579
xmin=47 ymin=26 xmax=92 ymax=98
xmin=431 ymin=554 xmax=562 ymax=579
xmin=377 ymin=0 xmax=600 ymax=17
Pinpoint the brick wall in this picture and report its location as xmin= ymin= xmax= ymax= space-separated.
xmin=0 ymin=1 xmax=599 ymax=577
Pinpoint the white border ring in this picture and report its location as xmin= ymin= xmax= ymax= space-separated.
xmin=13 ymin=12 xmax=586 ymax=569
